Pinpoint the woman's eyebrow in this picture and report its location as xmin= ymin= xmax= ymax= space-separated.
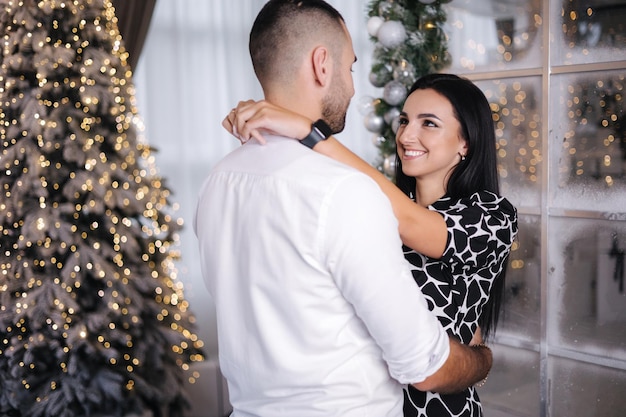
xmin=417 ymin=112 xmax=442 ymax=120
xmin=399 ymin=111 xmax=442 ymax=121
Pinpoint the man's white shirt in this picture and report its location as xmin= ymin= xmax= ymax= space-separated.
xmin=194 ymin=136 xmax=449 ymax=417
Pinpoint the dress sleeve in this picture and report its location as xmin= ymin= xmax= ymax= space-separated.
xmin=437 ymin=191 xmax=518 ymax=342
xmin=439 ymin=191 xmax=518 ymax=274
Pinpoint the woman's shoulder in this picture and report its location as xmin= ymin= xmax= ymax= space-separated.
xmin=436 ymin=191 xmax=518 ymax=267
xmin=433 ymin=191 xmax=518 ymax=233
xmin=435 ymin=190 xmax=515 ymax=213
xmin=470 ymin=190 xmax=516 ymax=214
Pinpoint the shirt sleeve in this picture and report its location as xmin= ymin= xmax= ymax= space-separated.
xmin=320 ymin=172 xmax=450 ymax=384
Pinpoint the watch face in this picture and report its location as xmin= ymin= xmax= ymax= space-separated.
xmin=314 ymin=119 xmax=332 ymax=138
xmin=312 ymin=126 xmax=325 ymax=139
xmin=301 ymin=119 xmax=332 ymax=148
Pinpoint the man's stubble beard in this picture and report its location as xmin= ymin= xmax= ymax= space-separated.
xmin=321 ymin=76 xmax=351 ymax=135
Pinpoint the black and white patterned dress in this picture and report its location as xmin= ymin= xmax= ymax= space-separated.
xmin=402 ymin=190 xmax=518 ymax=417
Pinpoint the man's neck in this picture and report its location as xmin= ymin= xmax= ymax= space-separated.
xmin=264 ymin=90 xmax=321 ymax=123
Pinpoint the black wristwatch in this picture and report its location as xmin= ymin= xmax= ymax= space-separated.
xmin=300 ymin=119 xmax=332 ymax=149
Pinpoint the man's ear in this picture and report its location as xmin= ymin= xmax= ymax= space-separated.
xmin=311 ymin=45 xmax=332 ymax=87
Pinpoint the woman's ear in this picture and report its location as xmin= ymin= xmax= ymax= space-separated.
xmin=311 ymin=45 xmax=331 ymax=87
xmin=459 ymin=139 xmax=469 ymax=157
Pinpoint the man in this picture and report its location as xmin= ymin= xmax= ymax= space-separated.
xmin=194 ymin=1 xmax=491 ymax=416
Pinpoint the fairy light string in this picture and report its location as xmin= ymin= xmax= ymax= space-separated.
xmin=0 ymin=0 xmax=204 ymax=414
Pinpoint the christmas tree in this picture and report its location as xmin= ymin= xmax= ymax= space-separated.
xmin=362 ymin=0 xmax=450 ymax=177
xmin=0 ymin=1 xmax=204 ymax=416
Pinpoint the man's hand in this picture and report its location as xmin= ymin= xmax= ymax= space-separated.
xmin=412 ymin=337 xmax=492 ymax=394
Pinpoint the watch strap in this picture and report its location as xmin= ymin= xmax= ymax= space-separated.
xmin=300 ymin=119 xmax=332 ymax=149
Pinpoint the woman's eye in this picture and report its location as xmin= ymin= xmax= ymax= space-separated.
xmin=423 ymin=119 xmax=437 ymax=127
xmin=398 ymin=117 xmax=408 ymax=125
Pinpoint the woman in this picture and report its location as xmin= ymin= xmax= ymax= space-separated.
xmin=225 ymin=73 xmax=518 ymax=417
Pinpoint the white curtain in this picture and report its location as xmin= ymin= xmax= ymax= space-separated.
xmin=133 ymin=0 xmax=378 ymax=356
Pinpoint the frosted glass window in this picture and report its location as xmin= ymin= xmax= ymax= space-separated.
xmin=481 ymin=345 xmax=540 ymax=417
xmin=551 ymin=71 xmax=626 ymax=212
xmin=444 ymin=0 xmax=543 ymax=72
xmin=499 ymin=214 xmax=541 ymax=342
xmin=548 ymin=217 xmax=626 ymax=360
xmin=553 ymin=0 xmax=626 ymax=65
xmin=550 ymin=356 xmax=626 ymax=416
xmin=475 ymin=77 xmax=543 ymax=209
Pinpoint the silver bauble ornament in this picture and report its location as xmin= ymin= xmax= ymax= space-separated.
xmin=383 ymin=155 xmax=396 ymax=177
xmin=383 ymin=81 xmax=407 ymax=106
xmin=377 ymin=20 xmax=407 ymax=49
xmin=378 ymin=1 xmax=393 ymax=16
xmin=369 ymin=69 xmax=392 ymax=88
xmin=391 ymin=115 xmax=402 ymax=134
xmin=364 ymin=111 xmax=385 ymax=133
xmin=393 ymin=60 xmax=416 ymax=85
xmin=371 ymin=135 xmax=386 ymax=147
xmin=419 ymin=0 xmax=436 ymax=3
xmin=357 ymin=95 xmax=376 ymax=116
xmin=384 ymin=107 xmax=401 ymax=124
xmin=367 ymin=16 xmax=384 ymax=37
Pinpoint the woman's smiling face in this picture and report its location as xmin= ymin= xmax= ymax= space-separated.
xmin=395 ymin=88 xmax=468 ymax=187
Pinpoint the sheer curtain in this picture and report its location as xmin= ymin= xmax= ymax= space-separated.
xmin=133 ymin=0 xmax=377 ymax=357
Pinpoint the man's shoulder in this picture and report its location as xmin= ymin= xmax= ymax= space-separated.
xmin=290 ymin=153 xmax=380 ymax=192
xmin=206 ymin=140 xmax=384 ymax=200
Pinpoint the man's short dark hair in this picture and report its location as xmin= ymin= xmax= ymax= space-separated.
xmin=249 ymin=0 xmax=346 ymax=87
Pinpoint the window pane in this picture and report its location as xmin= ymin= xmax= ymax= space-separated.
xmin=551 ymin=71 xmax=626 ymax=212
xmin=499 ymin=214 xmax=541 ymax=342
xmin=476 ymin=77 xmax=543 ymax=209
xmin=553 ymin=0 xmax=626 ymax=65
xmin=550 ymin=356 xmax=626 ymax=416
xmin=444 ymin=0 xmax=543 ymax=72
xmin=548 ymin=217 xmax=626 ymax=360
xmin=481 ymin=345 xmax=540 ymax=417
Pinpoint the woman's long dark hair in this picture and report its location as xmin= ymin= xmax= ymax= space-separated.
xmin=395 ymin=73 xmax=508 ymax=340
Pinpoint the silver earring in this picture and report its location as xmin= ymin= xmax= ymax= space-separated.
xmin=459 ymin=153 xmax=466 ymax=161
